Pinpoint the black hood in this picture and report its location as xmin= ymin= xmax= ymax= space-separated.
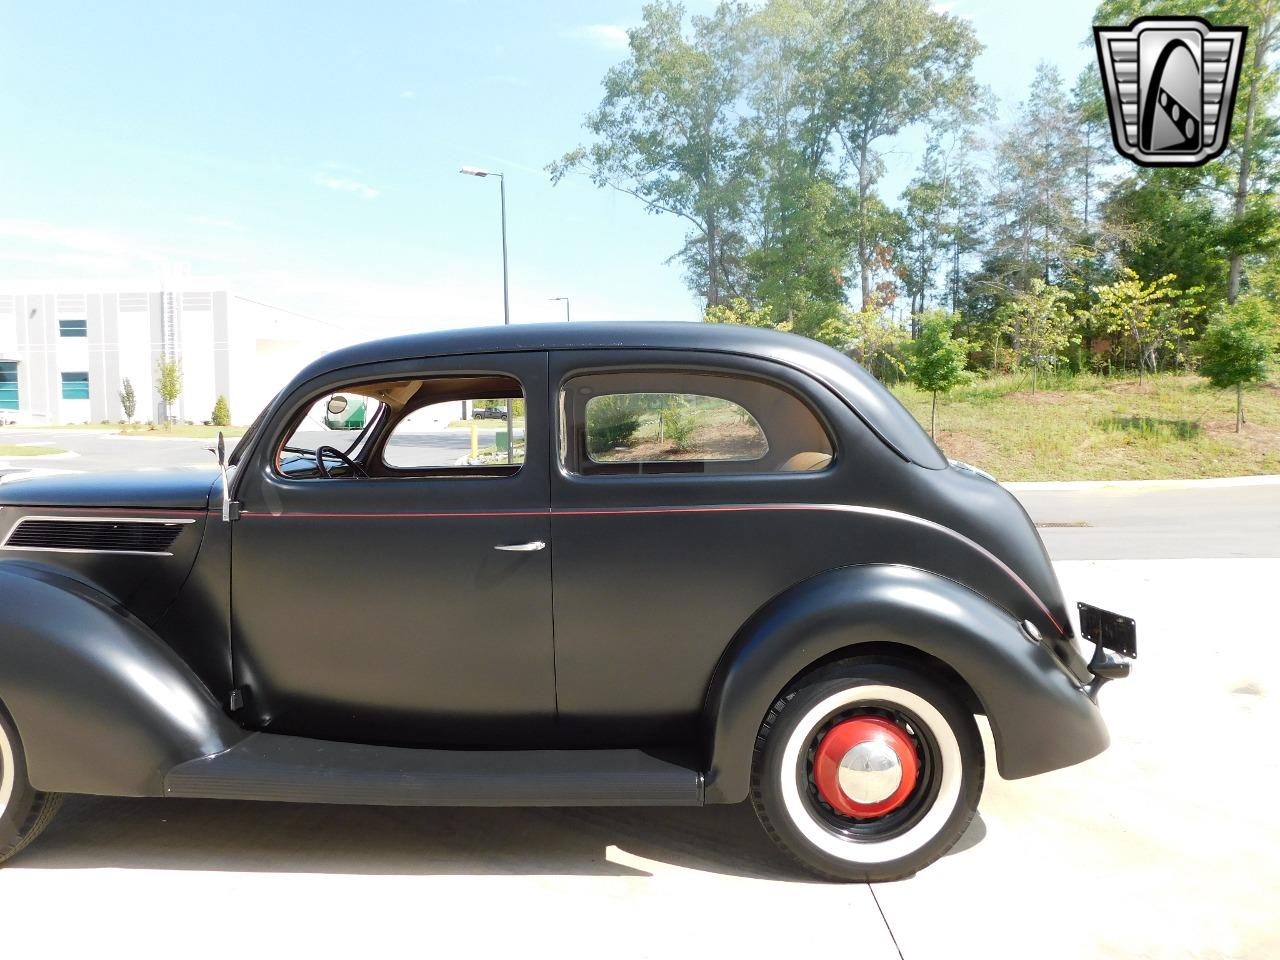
xmin=0 ymin=470 xmax=218 ymax=511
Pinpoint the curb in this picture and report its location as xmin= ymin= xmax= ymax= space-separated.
xmin=1004 ymin=475 xmax=1280 ymax=492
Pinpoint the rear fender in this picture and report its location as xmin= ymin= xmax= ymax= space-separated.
xmin=701 ymin=564 xmax=1108 ymax=803
xmin=0 ymin=563 xmax=240 ymax=796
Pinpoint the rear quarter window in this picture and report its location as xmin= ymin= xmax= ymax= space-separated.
xmin=563 ymin=370 xmax=833 ymax=477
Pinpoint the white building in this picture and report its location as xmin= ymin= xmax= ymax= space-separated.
xmin=0 ymin=278 xmax=335 ymax=425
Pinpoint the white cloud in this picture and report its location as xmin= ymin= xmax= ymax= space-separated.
xmin=567 ymin=24 xmax=629 ymax=52
xmin=399 ymin=89 xmax=416 ymax=100
xmin=313 ymin=173 xmax=381 ymax=200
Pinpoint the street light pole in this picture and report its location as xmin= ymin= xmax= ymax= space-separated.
xmin=499 ymin=174 xmax=510 ymax=327
xmin=461 ymin=165 xmax=513 ymax=462
xmin=550 ymin=296 xmax=570 ymax=322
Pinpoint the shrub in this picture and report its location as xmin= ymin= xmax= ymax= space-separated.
xmin=662 ymin=400 xmax=696 ymax=449
xmin=586 ymin=395 xmax=642 ymax=455
xmin=211 ymin=395 xmax=231 ymax=427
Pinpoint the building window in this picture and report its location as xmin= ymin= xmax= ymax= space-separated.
xmin=59 ymin=319 xmax=88 ymax=337
xmin=0 ymin=362 xmax=18 ymax=410
xmin=61 ymin=371 xmax=90 ymax=400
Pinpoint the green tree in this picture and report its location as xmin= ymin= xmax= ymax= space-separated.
xmin=897 ymin=128 xmax=984 ymax=324
xmin=704 ymin=297 xmax=777 ymax=328
xmin=550 ymin=2 xmax=755 ymax=308
xmin=809 ymin=0 xmax=982 ymax=308
xmin=118 ymin=377 xmax=136 ymax=424
xmin=812 ymin=306 xmax=907 ymax=382
xmin=906 ymin=310 xmax=970 ymax=438
xmin=1197 ymin=296 xmax=1278 ymax=432
xmin=1087 ymin=269 xmax=1204 ymax=381
xmin=211 ymin=395 xmax=231 ymax=427
xmin=1092 ymin=1 xmax=1280 ymax=304
xmin=155 ymin=359 xmax=182 ymax=428
xmin=989 ymin=63 xmax=1087 ymax=290
xmin=997 ymin=279 xmax=1078 ymax=391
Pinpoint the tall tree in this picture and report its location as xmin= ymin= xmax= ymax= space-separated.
xmin=817 ymin=0 xmax=983 ymax=308
xmin=898 ymin=127 xmax=984 ymax=324
xmin=550 ymin=2 xmax=754 ymax=308
xmin=988 ymin=63 xmax=1087 ymax=291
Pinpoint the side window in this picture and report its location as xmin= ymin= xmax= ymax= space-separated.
xmin=275 ymin=374 xmax=524 ymax=479
xmin=563 ymin=370 xmax=833 ymax=476
xmin=384 ymin=388 xmax=525 ymax=471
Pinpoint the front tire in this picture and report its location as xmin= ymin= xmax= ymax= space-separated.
xmin=751 ymin=660 xmax=983 ymax=882
xmin=0 ymin=705 xmax=62 ymax=866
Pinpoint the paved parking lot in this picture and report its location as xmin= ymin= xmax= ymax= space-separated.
xmin=1 ymin=429 xmax=1276 ymax=958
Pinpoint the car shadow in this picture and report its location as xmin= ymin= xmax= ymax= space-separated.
xmin=11 ymin=794 xmax=987 ymax=879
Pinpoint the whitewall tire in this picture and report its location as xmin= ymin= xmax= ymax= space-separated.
xmin=750 ymin=659 xmax=983 ymax=881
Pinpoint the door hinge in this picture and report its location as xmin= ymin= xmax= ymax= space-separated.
xmin=222 ymin=500 xmax=242 ymax=522
xmin=229 ymin=688 xmax=246 ymax=712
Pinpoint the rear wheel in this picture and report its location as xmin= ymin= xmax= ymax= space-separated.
xmin=750 ymin=660 xmax=983 ymax=882
xmin=0 ymin=705 xmax=62 ymax=866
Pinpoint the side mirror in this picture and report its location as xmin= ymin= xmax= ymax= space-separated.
xmin=327 ymin=396 xmax=349 ymax=416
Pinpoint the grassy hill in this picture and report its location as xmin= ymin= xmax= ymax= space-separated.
xmin=891 ymin=372 xmax=1280 ymax=481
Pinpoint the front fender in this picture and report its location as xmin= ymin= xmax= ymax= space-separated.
xmin=702 ymin=565 xmax=1108 ymax=803
xmin=0 ymin=563 xmax=240 ymax=796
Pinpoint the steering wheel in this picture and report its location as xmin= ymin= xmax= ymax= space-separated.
xmin=315 ymin=445 xmax=369 ymax=479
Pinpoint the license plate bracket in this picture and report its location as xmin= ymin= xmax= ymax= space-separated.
xmin=1077 ymin=602 xmax=1137 ymax=659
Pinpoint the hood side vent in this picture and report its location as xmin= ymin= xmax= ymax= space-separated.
xmin=2 ymin=517 xmax=194 ymax=555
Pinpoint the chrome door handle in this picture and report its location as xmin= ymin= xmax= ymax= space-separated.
xmin=494 ymin=540 xmax=546 ymax=552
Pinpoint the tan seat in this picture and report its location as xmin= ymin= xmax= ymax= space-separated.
xmin=779 ymin=451 xmax=832 ymax=472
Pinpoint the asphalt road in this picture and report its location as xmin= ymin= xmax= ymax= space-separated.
xmin=1016 ymin=480 xmax=1280 ymax=560
xmin=1 ymin=427 xmax=1277 ymax=958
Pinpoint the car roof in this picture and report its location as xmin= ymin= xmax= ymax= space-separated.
xmin=290 ymin=321 xmax=946 ymax=468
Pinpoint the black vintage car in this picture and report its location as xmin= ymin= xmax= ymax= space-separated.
xmin=0 ymin=322 xmax=1135 ymax=880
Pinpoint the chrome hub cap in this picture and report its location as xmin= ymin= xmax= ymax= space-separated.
xmin=812 ymin=714 xmax=920 ymax=819
xmin=837 ymin=739 xmax=903 ymax=804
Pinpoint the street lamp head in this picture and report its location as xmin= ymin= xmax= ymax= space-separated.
xmin=460 ymin=166 xmax=493 ymax=177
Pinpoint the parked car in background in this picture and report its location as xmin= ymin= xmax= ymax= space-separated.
xmin=472 ymin=405 xmax=507 ymax=420
xmin=0 ymin=322 xmax=1134 ymax=879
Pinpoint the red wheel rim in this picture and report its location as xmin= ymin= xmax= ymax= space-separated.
xmin=812 ymin=715 xmax=919 ymax=819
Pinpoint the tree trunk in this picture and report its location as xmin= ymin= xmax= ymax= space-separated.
xmin=857 ymin=144 xmax=871 ymax=310
xmin=1228 ymin=10 xmax=1270 ymax=303
xmin=1237 ymin=382 xmax=1243 ymax=433
xmin=706 ymin=212 xmax=720 ymax=309
xmin=931 ymin=390 xmax=938 ymax=439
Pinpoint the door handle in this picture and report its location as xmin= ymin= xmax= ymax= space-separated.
xmin=494 ymin=540 xmax=546 ymax=552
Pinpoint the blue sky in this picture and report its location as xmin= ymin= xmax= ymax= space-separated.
xmin=0 ymin=0 xmax=1099 ymax=338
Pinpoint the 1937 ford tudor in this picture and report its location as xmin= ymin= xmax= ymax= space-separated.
xmin=0 ymin=322 xmax=1135 ymax=880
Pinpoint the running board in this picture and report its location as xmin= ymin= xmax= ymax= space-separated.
xmin=164 ymin=733 xmax=704 ymax=807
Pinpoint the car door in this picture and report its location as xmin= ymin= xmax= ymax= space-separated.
xmin=230 ymin=351 xmax=555 ymax=747
xmin=548 ymin=349 xmax=882 ymax=749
